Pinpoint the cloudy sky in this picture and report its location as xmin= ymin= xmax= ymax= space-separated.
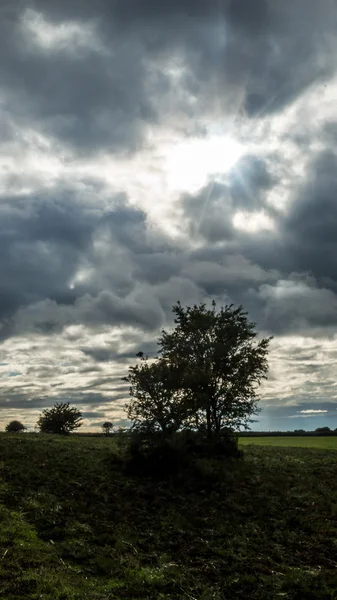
xmin=1 ymin=0 xmax=337 ymax=432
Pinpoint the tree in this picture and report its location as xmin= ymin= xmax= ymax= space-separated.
xmin=37 ymin=402 xmax=82 ymax=435
xmin=124 ymin=301 xmax=271 ymax=439
xmin=102 ymin=421 xmax=114 ymax=436
xmin=158 ymin=300 xmax=271 ymax=438
xmin=5 ymin=420 xmax=26 ymax=433
xmin=315 ymin=426 xmax=331 ymax=434
xmin=123 ymin=354 xmax=191 ymax=436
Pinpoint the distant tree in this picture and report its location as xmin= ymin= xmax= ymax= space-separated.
xmin=315 ymin=426 xmax=331 ymax=434
xmin=294 ymin=429 xmax=306 ymax=434
xmin=37 ymin=402 xmax=82 ymax=435
xmin=5 ymin=420 xmax=26 ymax=433
xmin=102 ymin=421 xmax=114 ymax=436
xmin=117 ymin=426 xmax=128 ymax=434
xmin=124 ymin=301 xmax=271 ymax=440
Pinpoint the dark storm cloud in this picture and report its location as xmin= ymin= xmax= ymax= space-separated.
xmin=133 ymin=253 xmax=182 ymax=285
xmin=0 ymin=190 xmax=94 ymax=321
xmin=81 ymin=339 xmax=158 ymax=363
xmin=0 ymin=186 xmax=178 ymax=337
xmin=227 ymin=0 xmax=269 ymax=33
xmin=182 ymin=181 xmax=234 ymax=243
xmin=177 ymin=143 xmax=337 ymax=335
xmin=0 ymin=0 xmax=335 ymax=160
xmin=237 ymin=148 xmax=337 ymax=286
xmin=228 ymin=155 xmax=277 ymax=211
xmin=81 ymin=411 xmax=106 ymax=419
xmin=81 ymin=347 xmax=118 ymax=363
xmin=4 ymin=142 xmax=337 ymax=342
xmin=181 ymin=256 xmax=276 ymax=301
xmin=281 ymin=150 xmax=337 ymax=285
xmin=0 ymin=392 xmax=120 ymax=411
xmin=181 ymin=154 xmax=276 ymax=242
xmin=0 ymin=5 xmax=157 ymax=156
xmin=256 ymin=279 xmax=337 ymax=334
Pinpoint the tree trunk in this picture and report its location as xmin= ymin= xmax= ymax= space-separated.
xmin=209 ymin=396 xmax=221 ymax=436
xmin=206 ymin=405 xmax=212 ymax=438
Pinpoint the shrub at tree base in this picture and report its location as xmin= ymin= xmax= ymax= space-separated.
xmin=124 ymin=429 xmax=243 ymax=479
xmin=125 ymin=436 xmax=187 ymax=478
xmin=182 ymin=430 xmax=244 ymax=459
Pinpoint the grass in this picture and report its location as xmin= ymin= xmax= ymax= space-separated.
xmin=239 ymin=435 xmax=337 ymax=450
xmin=1 ymin=433 xmax=337 ymax=598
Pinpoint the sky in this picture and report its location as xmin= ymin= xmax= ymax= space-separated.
xmin=1 ymin=0 xmax=337 ymax=432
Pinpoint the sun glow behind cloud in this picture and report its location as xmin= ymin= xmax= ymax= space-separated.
xmin=164 ymin=135 xmax=244 ymax=193
xmin=232 ymin=210 xmax=275 ymax=232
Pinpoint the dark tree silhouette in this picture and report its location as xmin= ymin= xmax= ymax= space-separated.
xmin=5 ymin=420 xmax=26 ymax=433
xmin=159 ymin=301 xmax=271 ymax=438
xmin=123 ymin=354 xmax=189 ymax=436
xmin=102 ymin=421 xmax=114 ymax=436
xmin=124 ymin=300 xmax=271 ymax=440
xmin=37 ymin=402 xmax=82 ymax=435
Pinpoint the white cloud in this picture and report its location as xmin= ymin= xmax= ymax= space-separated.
xmin=232 ymin=210 xmax=275 ymax=233
xmin=21 ymin=9 xmax=102 ymax=54
xmin=298 ymin=409 xmax=328 ymax=414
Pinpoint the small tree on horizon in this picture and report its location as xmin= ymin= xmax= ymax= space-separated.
xmin=102 ymin=421 xmax=114 ymax=436
xmin=5 ymin=420 xmax=26 ymax=433
xmin=37 ymin=402 xmax=83 ymax=435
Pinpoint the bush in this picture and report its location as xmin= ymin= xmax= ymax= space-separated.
xmin=123 ymin=428 xmax=243 ymax=479
xmin=168 ymin=429 xmax=243 ymax=459
xmin=5 ymin=420 xmax=26 ymax=433
xmin=37 ymin=402 xmax=82 ymax=435
xmin=124 ymin=431 xmax=190 ymax=478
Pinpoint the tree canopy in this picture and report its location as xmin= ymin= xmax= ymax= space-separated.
xmin=37 ymin=402 xmax=83 ymax=435
xmin=123 ymin=355 xmax=190 ymax=436
xmin=102 ymin=421 xmax=114 ymax=436
xmin=5 ymin=420 xmax=26 ymax=433
xmin=124 ymin=300 xmax=271 ymax=439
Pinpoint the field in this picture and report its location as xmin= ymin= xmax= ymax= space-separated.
xmin=1 ymin=433 xmax=337 ymax=599
xmin=239 ymin=435 xmax=337 ymax=450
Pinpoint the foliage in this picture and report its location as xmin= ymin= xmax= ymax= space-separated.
xmin=36 ymin=402 xmax=82 ymax=435
xmin=125 ymin=300 xmax=271 ymax=440
xmin=101 ymin=421 xmax=114 ymax=436
xmin=159 ymin=300 xmax=271 ymax=437
xmin=124 ymin=428 xmax=243 ymax=479
xmin=5 ymin=420 xmax=26 ymax=433
xmin=123 ymin=354 xmax=190 ymax=436
xmin=1 ymin=433 xmax=337 ymax=599
xmin=124 ymin=431 xmax=191 ymax=478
